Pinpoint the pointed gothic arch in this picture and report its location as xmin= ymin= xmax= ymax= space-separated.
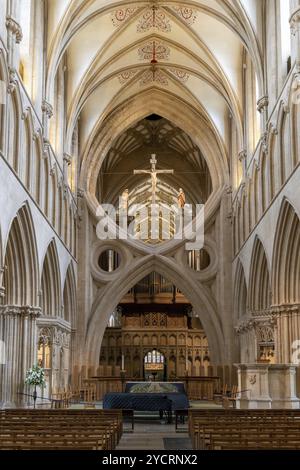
xmin=272 ymin=199 xmax=300 ymax=306
xmin=40 ymin=240 xmax=62 ymax=317
xmin=3 ymin=203 xmax=39 ymax=306
xmin=62 ymin=261 xmax=77 ymax=325
xmin=248 ymin=237 xmax=272 ymax=312
xmin=86 ymin=254 xmax=225 ymax=366
xmin=234 ymin=259 xmax=248 ymax=321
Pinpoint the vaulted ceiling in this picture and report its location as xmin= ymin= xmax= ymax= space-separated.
xmin=99 ymin=116 xmax=212 ymax=205
xmin=46 ymin=0 xmax=263 ymax=201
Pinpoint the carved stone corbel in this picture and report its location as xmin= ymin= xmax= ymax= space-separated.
xmin=290 ymin=8 xmax=300 ymax=37
xmin=257 ymin=95 xmax=269 ymax=114
xmin=7 ymin=67 xmax=17 ymax=94
xmin=261 ymin=131 xmax=268 ymax=155
xmin=63 ymin=153 xmax=72 ymax=166
xmin=41 ymin=100 xmax=53 ymax=119
xmin=6 ymin=16 xmax=23 ymax=43
xmin=238 ymin=149 xmax=247 ymax=162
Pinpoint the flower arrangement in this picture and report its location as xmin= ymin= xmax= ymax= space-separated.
xmin=25 ymin=364 xmax=46 ymax=388
xmin=25 ymin=364 xmax=46 ymax=407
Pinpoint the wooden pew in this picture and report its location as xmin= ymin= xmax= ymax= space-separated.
xmin=0 ymin=409 xmax=122 ymax=451
xmin=189 ymin=409 xmax=300 ymax=450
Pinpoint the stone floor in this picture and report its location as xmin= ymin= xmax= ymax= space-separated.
xmin=117 ymin=418 xmax=191 ymax=450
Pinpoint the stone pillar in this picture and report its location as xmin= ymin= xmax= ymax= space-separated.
xmin=274 ymin=305 xmax=300 ymax=363
xmin=235 ymin=363 xmax=272 ymax=409
xmin=0 ymin=305 xmax=40 ymax=408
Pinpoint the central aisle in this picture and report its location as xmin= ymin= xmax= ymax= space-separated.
xmin=116 ymin=420 xmax=192 ymax=450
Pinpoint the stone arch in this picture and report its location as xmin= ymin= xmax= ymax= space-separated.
xmin=79 ymin=90 xmax=229 ymax=211
xmin=0 ymin=48 xmax=8 ymax=151
xmin=3 ymin=202 xmax=39 ymax=306
xmin=33 ymin=133 xmax=43 ymax=204
xmin=41 ymin=239 xmax=62 ymax=317
xmin=62 ymin=261 xmax=77 ymax=325
xmin=86 ymin=254 xmax=224 ymax=366
xmin=234 ymin=259 xmax=248 ymax=321
xmin=248 ymin=237 xmax=271 ymax=312
xmin=41 ymin=154 xmax=50 ymax=216
xmin=260 ymin=150 xmax=268 ymax=213
xmin=7 ymin=88 xmax=21 ymax=172
xmin=277 ymin=104 xmax=289 ymax=185
xmin=289 ymin=75 xmax=300 ymax=168
xmin=272 ymin=199 xmax=300 ymax=306
xmin=22 ymin=112 xmax=33 ymax=189
xmin=50 ymin=166 xmax=58 ymax=227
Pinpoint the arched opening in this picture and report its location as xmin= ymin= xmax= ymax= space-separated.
xmin=248 ymin=238 xmax=273 ymax=363
xmin=1 ymin=204 xmax=39 ymax=404
xmin=272 ymin=200 xmax=300 ymax=306
xmin=98 ymin=271 xmax=211 ymax=381
xmin=144 ymin=349 xmax=166 ymax=381
xmin=40 ymin=240 xmax=61 ymax=318
xmin=97 ymin=115 xmax=212 ymax=209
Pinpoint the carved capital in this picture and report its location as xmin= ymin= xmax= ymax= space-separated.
xmin=270 ymin=124 xmax=278 ymax=135
xmin=0 ymin=305 xmax=41 ymax=318
xmin=238 ymin=149 xmax=247 ymax=162
xmin=261 ymin=131 xmax=268 ymax=155
xmin=63 ymin=153 xmax=72 ymax=166
xmin=6 ymin=16 xmax=23 ymax=43
xmin=50 ymin=165 xmax=56 ymax=177
xmin=21 ymin=108 xmax=29 ymax=120
xmin=283 ymin=104 xmax=290 ymax=114
xmin=32 ymin=131 xmax=39 ymax=142
xmin=257 ymin=95 xmax=269 ymax=113
xmin=7 ymin=67 xmax=17 ymax=94
xmin=41 ymin=100 xmax=53 ymax=119
xmin=292 ymin=73 xmax=300 ymax=91
xmin=290 ymin=8 xmax=300 ymax=36
xmin=43 ymin=138 xmax=50 ymax=153
xmin=77 ymin=188 xmax=85 ymax=199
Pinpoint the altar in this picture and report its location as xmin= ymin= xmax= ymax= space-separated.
xmin=103 ymin=381 xmax=189 ymax=415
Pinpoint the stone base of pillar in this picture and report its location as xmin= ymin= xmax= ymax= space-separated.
xmin=238 ymin=398 xmax=272 ymax=409
xmin=235 ymin=363 xmax=271 ymax=409
xmin=235 ymin=363 xmax=300 ymax=409
xmin=268 ymin=364 xmax=300 ymax=409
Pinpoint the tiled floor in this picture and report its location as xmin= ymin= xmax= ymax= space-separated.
xmin=117 ymin=419 xmax=191 ymax=450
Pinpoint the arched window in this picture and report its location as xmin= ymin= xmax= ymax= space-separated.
xmin=144 ymin=349 xmax=164 ymax=364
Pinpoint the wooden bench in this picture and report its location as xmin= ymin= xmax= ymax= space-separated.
xmin=189 ymin=409 xmax=300 ymax=450
xmin=0 ymin=409 xmax=122 ymax=451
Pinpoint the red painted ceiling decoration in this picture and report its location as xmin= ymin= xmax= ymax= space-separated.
xmin=137 ymin=5 xmax=172 ymax=33
xmin=167 ymin=67 xmax=190 ymax=82
xmin=138 ymin=40 xmax=171 ymax=61
xmin=111 ymin=8 xmax=138 ymax=28
xmin=118 ymin=70 xmax=139 ymax=85
xmin=170 ymin=6 xmax=198 ymax=25
xmin=140 ymin=68 xmax=169 ymax=87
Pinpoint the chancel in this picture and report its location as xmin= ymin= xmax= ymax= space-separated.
xmin=1 ymin=0 xmax=300 ymax=453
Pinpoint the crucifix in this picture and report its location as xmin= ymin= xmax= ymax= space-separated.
xmin=133 ymin=154 xmax=174 ymax=204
